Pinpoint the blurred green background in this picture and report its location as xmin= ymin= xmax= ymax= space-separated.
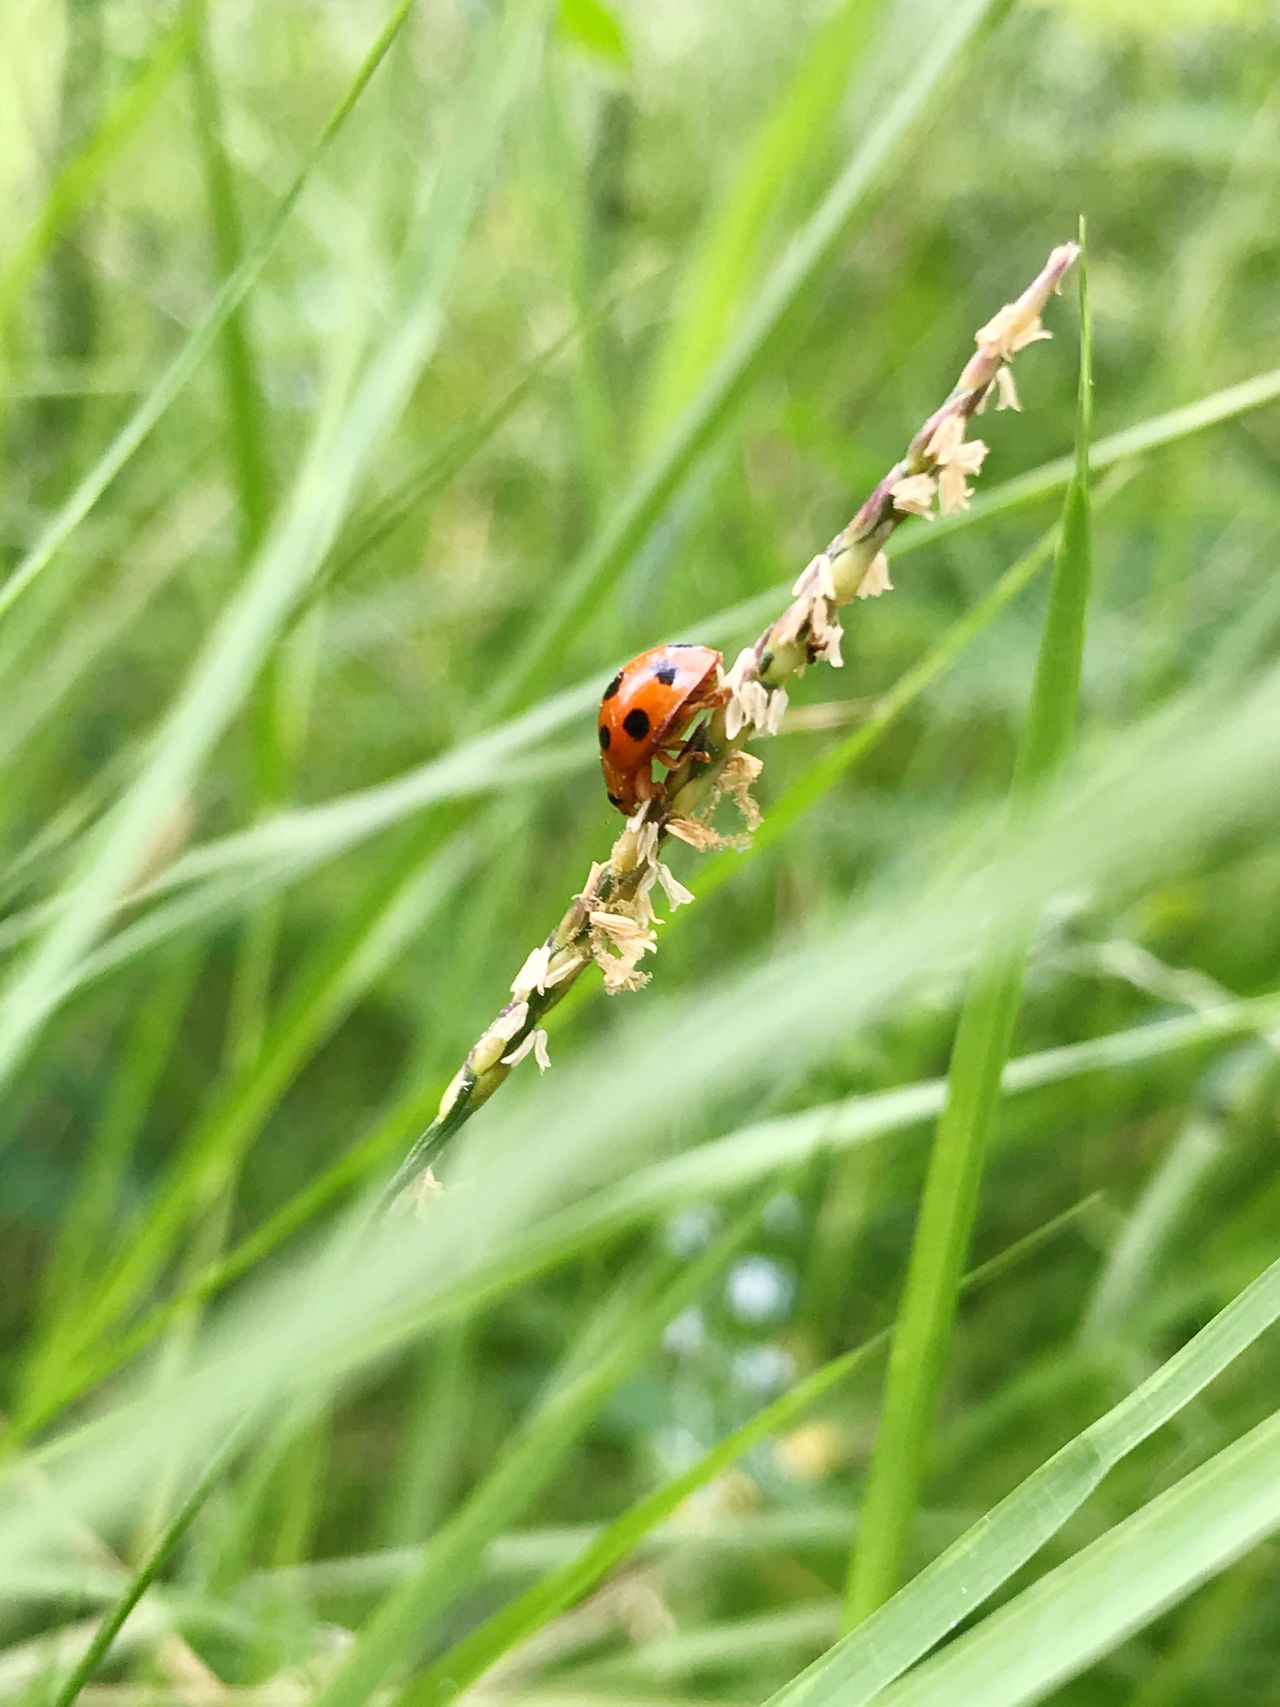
xmin=1 ymin=0 xmax=1278 ymax=1703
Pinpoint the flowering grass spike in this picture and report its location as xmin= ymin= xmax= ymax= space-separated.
xmin=382 ymin=241 xmax=1079 ymax=1212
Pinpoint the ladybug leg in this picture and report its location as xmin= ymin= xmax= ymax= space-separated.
xmin=655 ymin=740 xmax=711 ymax=773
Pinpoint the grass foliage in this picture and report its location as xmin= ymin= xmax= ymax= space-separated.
xmin=1 ymin=3 xmax=1278 ymax=1706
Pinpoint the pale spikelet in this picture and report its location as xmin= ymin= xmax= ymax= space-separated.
xmin=502 ymin=1027 xmax=551 ymax=1071
xmin=789 ymin=551 xmax=837 ymax=602
xmin=615 ymin=805 xmax=659 ymax=873
xmin=588 ymin=907 xmax=658 ymax=992
xmin=890 ymin=472 xmax=937 ymax=518
xmin=725 ymin=645 xmax=758 ymax=689
xmin=656 ymin=862 xmax=694 ymax=908
xmin=925 ymin=419 xmax=989 ymax=516
xmin=855 ymin=552 xmax=893 ymax=600
xmin=630 ymin=880 xmax=659 ymax=928
xmin=771 ymin=595 xmax=810 ymax=650
xmin=976 ymin=250 xmax=1064 ymax=361
xmin=577 ymin=861 xmax=606 ymax=902
xmin=791 ymin=554 xmax=822 ymax=597
xmin=725 ymin=646 xmax=790 ymax=739
xmin=995 ymin=363 xmax=1021 ymax=411
xmin=715 ymin=750 xmax=764 ymax=831
xmin=764 ymin=684 xmax=789 ymax=734
xmin=511 ymin=943 xmax=552 ymax=999
xmin=937 ymin=464 xmax=969 ymax=515
xmin=937 ymin=444 xmax=989 ymax=515
xmin=925 ymin=413 xmax=966 ymax=463
xmin=727 ymin=676 xmax=769 ymax=740
xmin=590 ymin=909 xmax=654 ymax=946
xmin=543 ymin=949 xmax=583 ymax=988
xmin=809 ymin=599 xmax=844 ymax=667
xmin=494 ymin=1001 xmax=528 ymax=1040
xmin=666 ymin=815 xmax=731 ymax=851
xmin=471 ymin=1001 xmax=529 ymax=1073
xmin=975 ymin=296 xmax=1054 ymax=360
xmin=635 ymin=815 xmax=660 ymax=868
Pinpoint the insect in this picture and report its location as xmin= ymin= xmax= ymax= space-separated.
xmin=598 ymin=642 xmax=725 ymax=815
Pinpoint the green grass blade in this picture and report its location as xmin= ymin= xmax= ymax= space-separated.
xmin=46 ymin=1425 xmax=242 ymax=1707
xmin=0 ymin=0 xmax=416 ymax=627
xmin=770 ymin=1250 xmax=1280 ymax=1707
xmin=19 ymin=952 xmax=203 ymax=1413
xmin=392 ymin=1199 xmax=1092 ymax=1707
xmin=641 ymin=0 xmax=879 ymax=440
xmin=0 ymin=0 xmax=549 ymax=1103
xmin=16 ymin=827 xmax=475 ymax=1415
xmin=406 ymin=1356 xmax=876 ymax=1707
xmin=309 ymin=1199 xmax=765 ymax=1707
xmin=866 ymin=1407 xmax=1280 ymax=1707
xmin=2 ymin=352 xmax=1269 ymax=972
xmin=9 ymin=654 xmax=1280 ymax=1498
xmin=1078 ymin=1106 xmax=1226 ymax=1347
xmin=935 ymin=362 xmax=1280 ymax=549
xmin=0 ymin=5 xmax=196 ymax=330
xmin=492 ymin=0 xmax=1013 ymax=715
xmin=22 ymin=981 xmax=1271 ymax=1459
xmin=845 ymin=223 xmax=1094 ymax=1624
xmin=187 ymin=0 xmax=274 ymax=557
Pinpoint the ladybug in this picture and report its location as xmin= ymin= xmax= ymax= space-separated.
xmin=598 ymin=643 xmax=725 ymax=815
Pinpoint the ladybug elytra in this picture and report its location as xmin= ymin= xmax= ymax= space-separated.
xmin=598 ymin=643 xmax=725 ymax=815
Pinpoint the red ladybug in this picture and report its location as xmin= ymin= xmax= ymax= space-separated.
xmin=598 ymin=643 xmax=725 ymax=815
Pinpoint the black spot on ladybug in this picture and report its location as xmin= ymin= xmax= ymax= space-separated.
xmin=602 ymin=671 xmax=623 ymax=700
xmin=671 ymin=641 xmax=697 ymax=648
xmin=623 ymin=708 xmax=651 ymax=741
xmin=598 ymin=725 xmax=612 ymax=750
xmin=654 ymin=664 xmax=678 ymax=686
xmin=607 ymin=791 xmax=623 ymax=808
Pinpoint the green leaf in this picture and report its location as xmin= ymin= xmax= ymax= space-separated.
xmin=23 ymin=981 xmax=1277 ymax=1453
xmin=309 ymin=1196 xmax=765 ymax=1707
xmin=845 ymin=223 xmax=1094 ymax=1624
xmin=391 ymin=1198 xmax=1092 ymax=1707
xmin=0 ymin=0 xmax=417 ymax=627
xmin=0 ymin=0 xmax=551 ymax=1105
xmin=46 ymin=1424 xmax=242 ymax=1707
xmin=769 ymin=1250 xmax=1280 ymax=1707
xmin=558 ymin=0 xmax=630 ymax=66
xmin=868 ymin=1407 xmax=1280 ymax=1707
xmin=16 ymin=828 xmax=476 ymax=1418
xmin=493 ymin=0 xmax=1014 ymax=715
xmin=642 ymin=0 xmax=879 ymax=439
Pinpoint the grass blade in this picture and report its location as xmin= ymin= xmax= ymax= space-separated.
xmin=17 ymin=827 xmax=475 ymax=1416
xmin=391 ymin=1200 xmax=1092 ymax=1707
xmin=770 ymin=1250 xmax=1280 ymax=1707
xmin=641 ymin=0 xmax=880 ymax=439
xmin=187 ymin=0 xmax=274 ymax=553
xmin=867 ymin=1407 xmax=1280 ymax=1707
xmin=0 ymin=0 xmax=549 ymax=1102
xmin=21 ymin=979 xmax=1275 ymax=1461
xmin=0 ymin=6 xmax=196 ymax=331
xmin=845 ymin=221 xmax=1094 ymax=1623
xmin=1 ymin=351 xmax=1271 ymax=974
xmin=308 ymin=1198 xmax=766 ymax=1707
xmin=493 ymin=0 xmax=1013 ymax=714
xmin=46 ymin=1426 xmax=242 ymax=1707
xmin=0 ymin=0 xmax=416 ymax=626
